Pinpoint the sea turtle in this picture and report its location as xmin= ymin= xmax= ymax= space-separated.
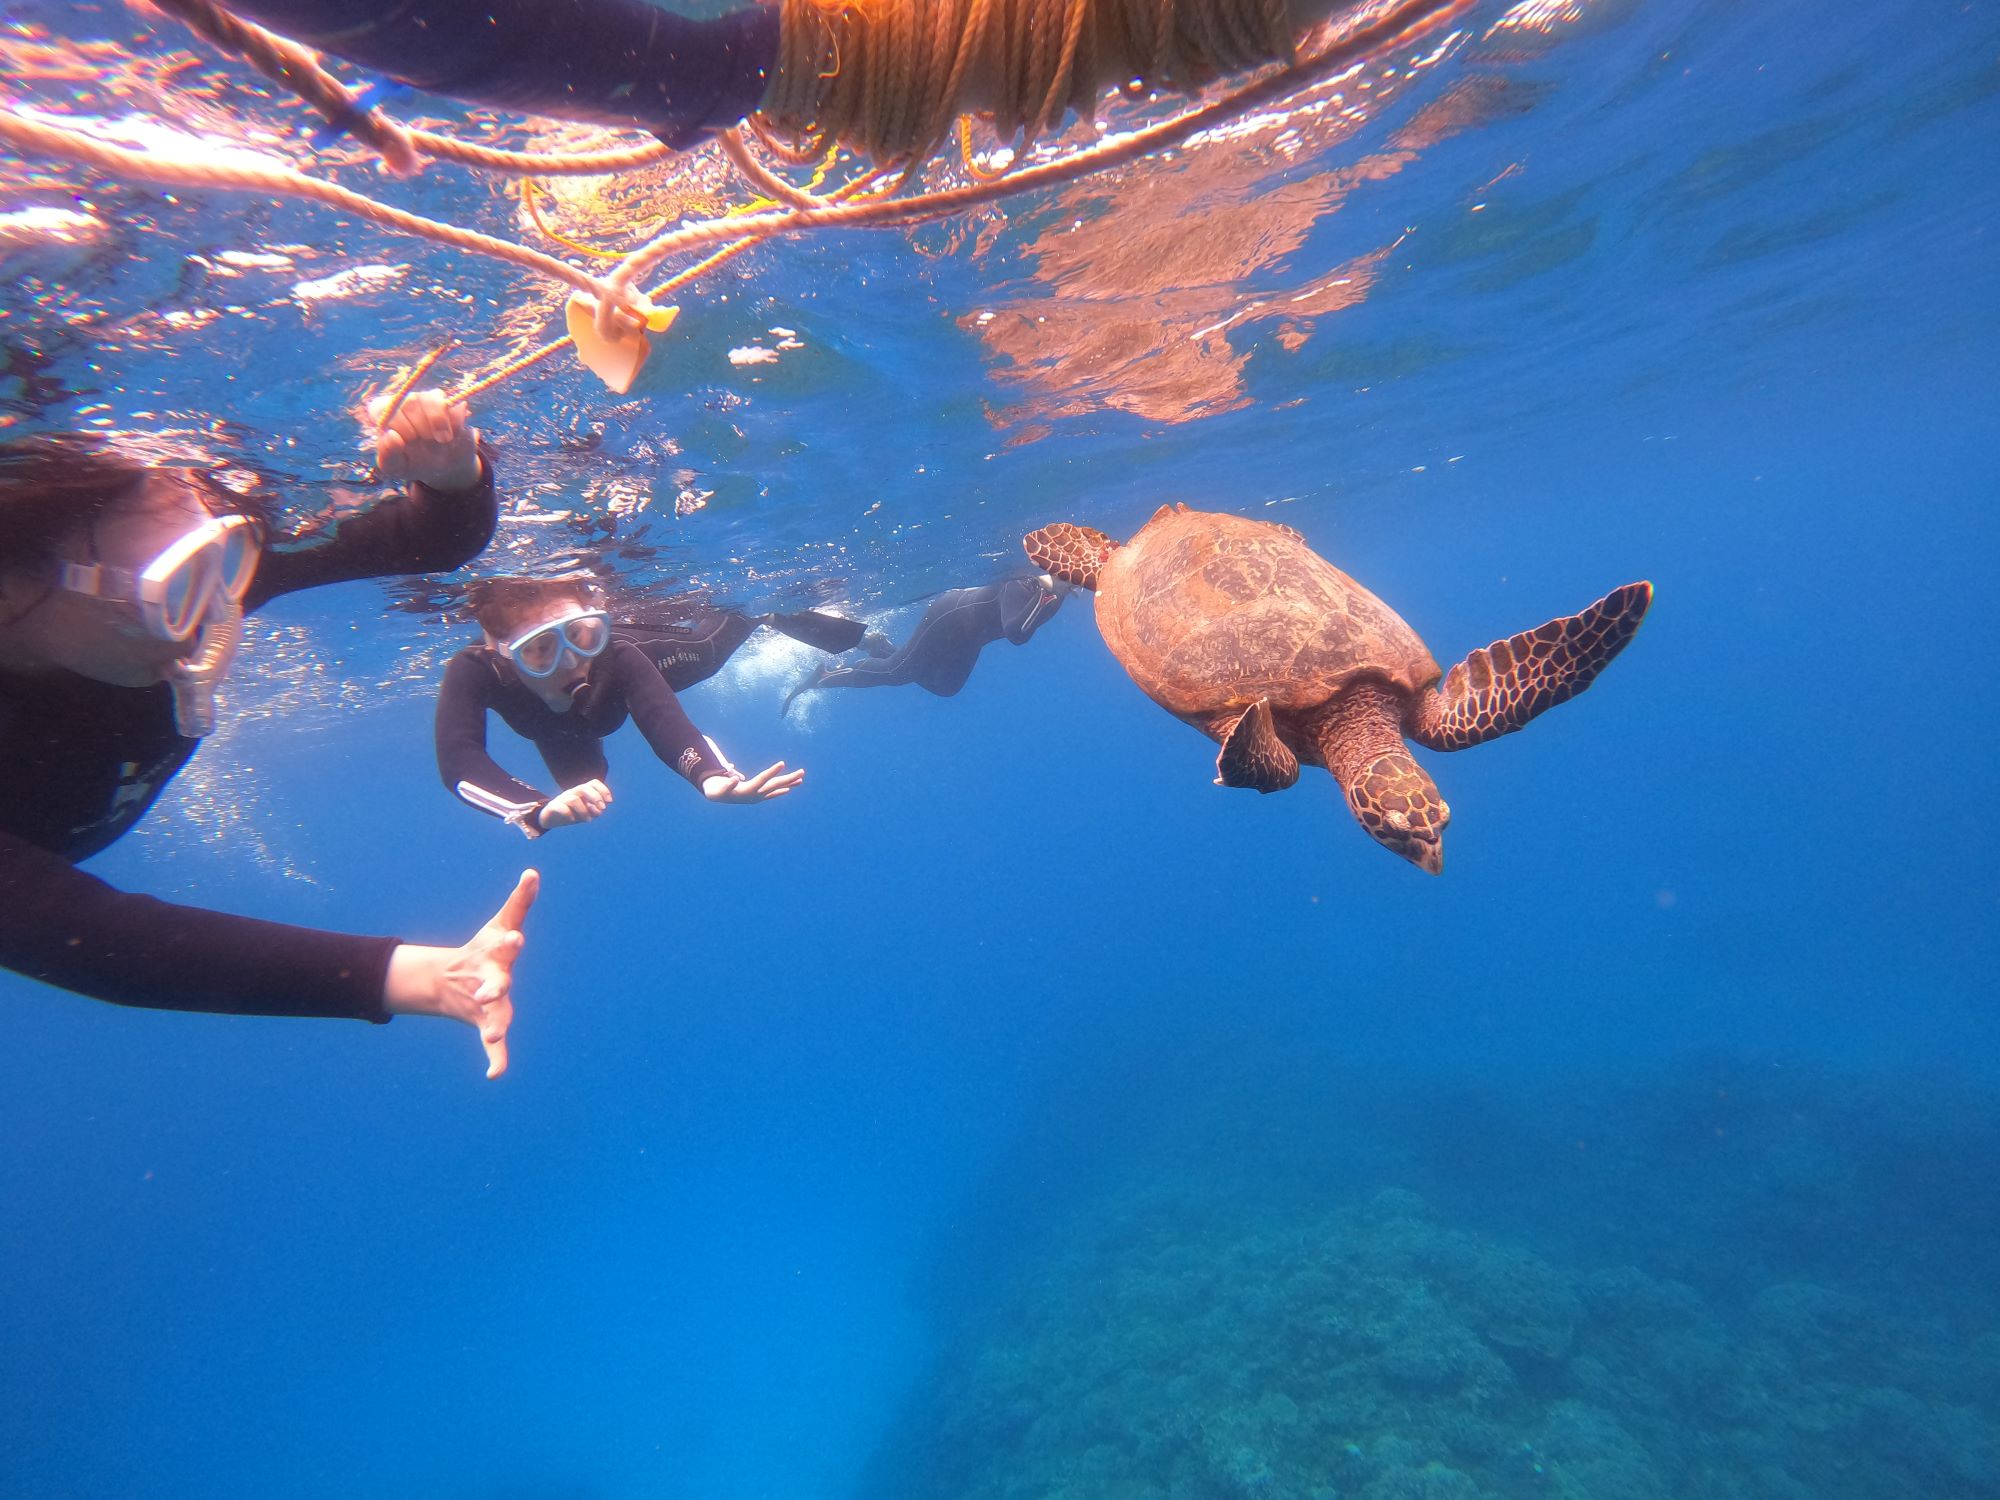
xmin=1024 ymin=504 xmax=1652 ymax=874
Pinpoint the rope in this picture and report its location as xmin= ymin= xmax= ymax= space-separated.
xmin=410 ymin=134 xmax=677 ymax=177
xmin=1 ymin=0 xmax=1472 ymax=404
xmin=147 ymin=0 xmax=421 ymax=175
xmin=759 ymin=0 xmax=1303 ymax=165
xmin=155 ymin=0 xmax=679 ymax=178
xmin=373 ymin=338 xmax=457 ymax=430
xmin=0 ymin=108 xmax=651 ymax=320
xmin=450 ymin=162 xmax=896 ymax=408
xmin=604 ymin=0 xmax=1471 ymax=304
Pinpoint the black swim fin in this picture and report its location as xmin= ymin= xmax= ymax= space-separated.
xmin=767 ymin=610 xmax=868 ymax=655
xmin=781 ymin=670 xmax=824 ymax=718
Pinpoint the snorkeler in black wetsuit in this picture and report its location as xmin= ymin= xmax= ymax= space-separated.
xmin=436 ymin=581 xmax=834 ymax=837
xmin=783 ymin=571 xmax=1068 ymax=714
xmin=0 ymin=392 xmax=536 ymax=1077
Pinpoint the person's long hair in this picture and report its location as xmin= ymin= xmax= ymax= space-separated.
xmin=0 ymin=433 xmax=269 ymax=570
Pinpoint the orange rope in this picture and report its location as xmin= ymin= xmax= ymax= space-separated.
xmin=604 ymin=0 xmax=1473 ymax=303
xmin=447 ymin=162 xmax=895 ymax=408
xmin=0 ymin=107 xmax=645 ymax=314
xmin=5 ymin=0 xmax=1474 ymax=410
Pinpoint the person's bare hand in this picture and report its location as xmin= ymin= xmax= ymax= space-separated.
xmin=382 ymin=869 xmax=539 ymax=1079
xmin=539 ymin=779 xmax=613 ymax=830
xmin=376 ymin=389 xmax=481 ymax=491
xmin=701 ymin=761 xmax=805 ymax=803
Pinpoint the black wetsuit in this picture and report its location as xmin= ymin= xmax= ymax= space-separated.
xmin=786 ymin=574 xmax=1064 ymax=710
xmin=0 ymin=462 xmax=499 ymax=1022
xmin=436 ymin=606 xmax=861 ymax=833
xmin=221 ymin=0 xmax=779 ymax=148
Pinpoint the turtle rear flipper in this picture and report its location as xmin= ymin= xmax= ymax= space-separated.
xmin=1212 ymin=698 xmax=1299 ymax=793
xmin=1411 ymin=581 xmax=1652 ymax=751
xmin=1024 ymin=523 xmax=1115 ymax=591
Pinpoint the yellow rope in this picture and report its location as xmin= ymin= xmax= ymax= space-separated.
xmin=957 ymin=116 xmax=1015 ymax=182
xmin=447 ymin=162 xmax=897 ymax=408
xmin=374 ymin=339 xmax=455 ymax=430
xmin=519 ymin=179 xmax=660 ymax=262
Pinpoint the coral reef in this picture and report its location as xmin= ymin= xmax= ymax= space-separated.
xmin=858 ymin=1060 xmax=2000 ymax=1500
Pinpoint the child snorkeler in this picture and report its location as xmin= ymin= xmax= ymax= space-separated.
xmin=436 ymin=576 xmax=858 ymax=836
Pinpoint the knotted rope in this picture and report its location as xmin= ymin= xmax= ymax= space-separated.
xmin=1 ymin=0 xmax=1473 ymax=398
xmin=760 ymin=0 xmax=1300 ymax=166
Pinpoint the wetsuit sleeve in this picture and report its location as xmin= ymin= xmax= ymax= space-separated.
xmin=538 ymin=736 xmax=610 ymax=793
xmin=222 ymin=0 xmax=779 ymax=149
xmin=246 ymin=452 xmax=499 ymax=611
xmin=0 ymin=831 xmax=395 ymax=1021
xmin=435 ymin=652 xmax=553 ymax=837
xmin=607 ymin=643 xmax=730 ymax=788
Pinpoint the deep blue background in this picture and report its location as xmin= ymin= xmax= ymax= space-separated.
xmin=1 ymin=0 xmax=1996 ymax=1493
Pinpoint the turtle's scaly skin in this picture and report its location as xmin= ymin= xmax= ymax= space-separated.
xmin=1096 ymin=505 xmax=1440 ymax=723
xmin=1411 ymin=581 xmax=1653 ymax=749
xmin=1023 ymin=523 xmax=1115 ymax=591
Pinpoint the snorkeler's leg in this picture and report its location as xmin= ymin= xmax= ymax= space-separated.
xmin=779 ymin=647 xmax=916 ymax=715
xmin=217 ymin=0 xmax=777 ymax=147
xmin=895 ymin=596 xmax=998 ymax=697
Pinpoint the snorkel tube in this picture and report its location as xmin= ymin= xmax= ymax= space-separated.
xmin=165 ymin=595 xmax=243 ymax=738
xmin=1019 ymin=573 xmax=1070 ymax=638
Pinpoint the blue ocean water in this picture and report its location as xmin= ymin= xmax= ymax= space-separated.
xmin=1 ymin=0 xmax=1996 ymax=1496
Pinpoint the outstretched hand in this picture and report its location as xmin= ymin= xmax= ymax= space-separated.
xmin=702 ymin=761 xmax=805 ymax=803
xmin=382 ymin=869 xmax=540 ymax=1079
xmin=376 ymin=388 xmax=482 ymax=492
xmin=539 ymin=778 xmax=613 ymax=830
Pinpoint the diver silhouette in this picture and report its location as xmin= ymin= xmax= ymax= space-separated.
xmin=783 ymin=571 xmax=1067 ymax=714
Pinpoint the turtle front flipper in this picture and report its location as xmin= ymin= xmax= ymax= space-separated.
xmin=1211 ymin=699 xmax=1299 ymax=793
xmin=1024 ymin=523 xmax=1116 ymax=591
xmin=1411 ymin=581 xmax=1653 ymax=751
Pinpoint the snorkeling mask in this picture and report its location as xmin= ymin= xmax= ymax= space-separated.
xmin=500 ymin=607 xmax=612 ymax=679
xmin=56 ymin=511 xmax=260 ymax=643
xmin=55 ymin=510 xmax=260 ymax=740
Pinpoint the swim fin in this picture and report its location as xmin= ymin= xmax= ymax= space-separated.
xmin=767 ymin=610 xmax=868 ymax=654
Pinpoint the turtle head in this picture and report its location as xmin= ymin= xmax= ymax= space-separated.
xmin=1343 ymin=751 xmax=1450 ymax=875
xmin=1023 ymin=523 xmax=1115 ymax=591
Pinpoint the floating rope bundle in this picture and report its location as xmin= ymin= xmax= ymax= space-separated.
xmin=0 ymin=0 xmax=1475 ymax=402
xmin=762 ymin=0 xmax=1297 ymax=165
